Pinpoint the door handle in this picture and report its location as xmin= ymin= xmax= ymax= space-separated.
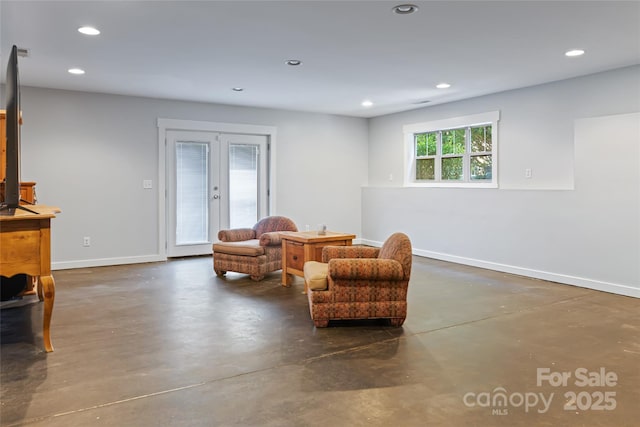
xmin=212 ymin=194 xmax=220 ymax=200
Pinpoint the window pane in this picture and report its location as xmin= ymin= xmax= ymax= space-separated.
xmin=471 ymin=125 xmax=492 ymax=152
xmin=442 ymin=157 xmax=463 ymax=180
xmin=415 ymin=133 xmax=427 ymax=156
xmin=416 ymin=132 xmax=437 ymax=157
xmin=176 ymin=142 xmax=209 ymax=245
xmin=427 ymin=132 xmax=437 ymax=155
xmin=470 ymin=155 xmax=492 ymax=180
xmin=416 ymin=158 xmax=435 ymax=180
xmin=442 ymin=128 xmax=465 ymax=155
xmin=229 ymin=144 xmax=258 ymax=229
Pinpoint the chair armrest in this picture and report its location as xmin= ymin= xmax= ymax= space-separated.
xmin=322 ymin=246 xmax=380 ymax=262
xmin=328 ymin=258 xmax=404 ymax=281
xmin=259 ymin=232 xmax=284 ymax=246
xmin=218 ymin=228 xmax=256 ymax=242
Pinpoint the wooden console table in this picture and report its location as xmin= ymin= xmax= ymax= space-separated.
xmin=0 ymin=205 xmax=60 ymax=352
xmin=280 ymin=231 xmax=356 ymax=288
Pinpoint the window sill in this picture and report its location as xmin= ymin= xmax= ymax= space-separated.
xmin=404 ymin=181 xmax=498 ymax=189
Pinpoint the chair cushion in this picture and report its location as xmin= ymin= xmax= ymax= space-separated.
xmin=212 ymin=239 xmax=264 ymax=256
xmin=304 ymin=261 xmax=329 ymax=291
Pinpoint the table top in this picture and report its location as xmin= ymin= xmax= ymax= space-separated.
xmin=0 ymin=205 xmax=61 ymax=221
xmin=279 ymin=230 xmax=356 ymax=244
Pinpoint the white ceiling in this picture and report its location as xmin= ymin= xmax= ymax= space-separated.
xmin=1 ymin=1 xmax=639 ymax=118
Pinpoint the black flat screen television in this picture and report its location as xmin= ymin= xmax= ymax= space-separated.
xmin=2 ymin=45 xmax=34 ymax=215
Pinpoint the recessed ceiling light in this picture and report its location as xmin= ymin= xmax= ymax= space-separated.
xmin=68 ymin=68 xmax=85 ymax=75
xmin=436 ymin=83 xmax=451 ymax=89
xmin=232 ymin=87 xmax=244 ymax=92
xmin=361 ymin=100 xmax=373 ymax=107
xmin=392 ymin=4 xmax=419 ymax=14
xmin=285 ymin=59 xmax=302 ymax=66
xmin=78 ymin=26 xmax=100 ymax=36
xmin=565 ymin=49 xmax=585 ymax=57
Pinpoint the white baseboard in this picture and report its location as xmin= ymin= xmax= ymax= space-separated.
xmin=359 ymin=239 xmax=639 ymax=299
xmin=54 ymin=241 xmax=368 ymax=271
xmin=52 ymin=254 xmax=166 ymax=270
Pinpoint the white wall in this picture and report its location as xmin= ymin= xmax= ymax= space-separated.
xmin=364 ymin=66 xmax=640 ymax=297
xmin=14 ymin=66 xmax=639 ymax=297
xmin=18 ymin=88 xmax=368 ymax=268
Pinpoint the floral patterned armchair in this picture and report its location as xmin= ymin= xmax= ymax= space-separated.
xmin=212 ymin=216 xmax=297 ymax=281
xmin=304 ymin=232 xmax=412 ymax=327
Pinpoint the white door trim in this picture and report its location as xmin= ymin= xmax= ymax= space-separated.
xmin=157 ymin=118 xmax=277 ymax=259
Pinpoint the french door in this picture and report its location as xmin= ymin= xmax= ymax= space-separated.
xmin=166 ymin=130 xmax=268 ymax=257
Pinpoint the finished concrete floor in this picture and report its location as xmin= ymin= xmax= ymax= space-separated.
xmin=1 ymin=255 xmax=638 ymax=426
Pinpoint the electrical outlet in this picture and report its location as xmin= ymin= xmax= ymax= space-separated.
xmin=83 ymin=236 xmax=91 ymax=247
xmin=143 ymin=179 xmax=153 ymax=189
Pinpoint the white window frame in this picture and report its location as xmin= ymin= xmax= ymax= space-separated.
xmin=404 ymin=111 xmax=500 ymax=188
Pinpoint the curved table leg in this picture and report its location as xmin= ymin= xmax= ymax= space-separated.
xmin=36 ymin=276 xmax=44 ymax=301
xmin=40 ymin=275 xmax=55 ymax=352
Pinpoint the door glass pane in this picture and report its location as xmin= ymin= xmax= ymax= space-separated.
xmin=176 ymin=142 xmax=209 ymax=245
xmin=229 ymin=144 xmax=258 ymax=229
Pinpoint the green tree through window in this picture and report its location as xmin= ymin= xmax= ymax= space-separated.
xmin=413 ymin=124 xmax=493 ymax=183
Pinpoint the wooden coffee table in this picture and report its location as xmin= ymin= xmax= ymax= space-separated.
xmin=280 ymin=231 xmax=356 ymax=288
